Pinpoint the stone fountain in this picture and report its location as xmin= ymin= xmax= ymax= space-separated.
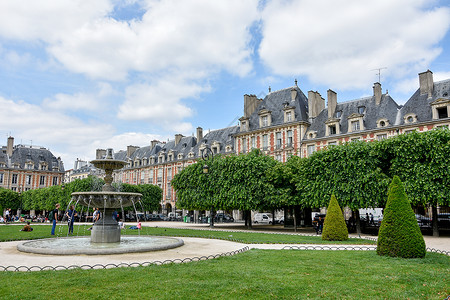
xmin=17 ymin=148 xmax=183 ymax=255
xmin=71 ymin=148 xmax=140 ymax=243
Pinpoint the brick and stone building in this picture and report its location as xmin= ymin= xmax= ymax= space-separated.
xmin=0 ymin=137 xmax=64 ymax=192
xmin=107 ymin=70 xmax=449 ymax=218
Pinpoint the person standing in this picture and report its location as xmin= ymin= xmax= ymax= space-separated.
xmin=51 ymin=203 xmax=60 ymax=235
xmin=65 ymin=205 xmax=77 ymax=234
xmin=5 ymin=208 xmax=10 ymax=223
xmin=88 ymin=208 xmax=100 ymax=230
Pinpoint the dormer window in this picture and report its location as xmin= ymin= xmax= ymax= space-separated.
xmin=258 ymin=109 xmax=272 ymax=127
xmin=377 ymin=118 xmax=389 ymax=128
xmin=430 ymin=98 xmax=450 ymax=120
xmin=262 ymin=115 xmax=268 ymax=126
xmin=283 ymin=106 xmax=295 ymax=123
xmin=404 ymin=113 xmax=417 ymax=124
xmin=306 ymin=131 xmax=317 ymax=139
xmin=211 ymin=141 xmax=221 ymax=154
xmin=335 ymin=111 xmax=342 ymax=118
xmin=325 ymin=118 xmax=340 ymax=136
xmin=177 ymin=153 xmax=184 ymax=160
xmin=286 ymin=111 xmax=292 ymax=122
xmin=329 ymin=125 xmax=336 ymax=135
xmin=358 ymin=106 xmax=365 ymax=114
xmin=437 ymin=107 xmax=449 ymax=119
xmin=239 ymin=117 xmax=249 ymax=131
xmin=347 ymin=113 xmax=364 ymax=132
xmin=188 ymin=152 xmax=195 ymax=158
xmin=225 ymin=145 xmax=232 ymax=152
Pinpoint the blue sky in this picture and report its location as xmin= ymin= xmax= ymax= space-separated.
xmin=0 ymin=0 xmax=449 ymax=169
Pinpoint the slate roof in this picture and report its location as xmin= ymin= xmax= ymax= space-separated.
xmin=399 ymin=79 xmax=450 ymax=125
xmin=0 ymin=145 xmax=64 ymax=172
xmin=114 ymin=126 xmax=239 ymax=168
xmin=248 ymin=86 xmax=309 ymax=131
xmin=307 ymin=93 xmax=400 ymax=139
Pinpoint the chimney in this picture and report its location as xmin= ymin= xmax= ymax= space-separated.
xmin=6 ymin=136 xmax=13 ymax=157
xmin=419 ymin=70 xmax=434 ymax=98
xmin=151 ymin=140 xmax=159 ymax=149
xmin=373 ymin=82 xmax=382 ymax=105
xmin=327 ymin=89 xmax=337 ymax=118
xmin=291 ymin=88 xmax=298 ymax=102
xmin=96 ymin=149 xmax=106 ymax=159
xmin=175 ymin=134 xmax=183 ymax=146
xmin=308 ymin=91 xmax=325 ymax=119
xmin=127 ymin=145 xmax=139 ymax=158
xmin=244 ymin=94 xmax=262 ymax=118
xmin=196 ymin=127 xmax=203 ymax=141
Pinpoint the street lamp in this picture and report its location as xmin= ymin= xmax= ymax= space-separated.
xmin=201 ymin=146 xmax=215 ymax=228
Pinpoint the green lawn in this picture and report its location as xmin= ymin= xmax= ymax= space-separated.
xmin=0 ymin=250 xmax=448 ymax=299
xmin=0 ymin=224 xmax=376 ymax=244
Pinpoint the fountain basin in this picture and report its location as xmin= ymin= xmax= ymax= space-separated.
xmin=17 ymin=236 xmax=184 ymax=255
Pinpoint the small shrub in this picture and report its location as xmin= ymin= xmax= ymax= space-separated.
xmin=322 ymin=194 xmax=348 ymax=241
xmin=377 ymin=176 xmax=426 ymax=258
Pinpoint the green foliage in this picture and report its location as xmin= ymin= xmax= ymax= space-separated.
xmin=374 ymin=128 xmax=450 ymax=208
xmin=19 ymin=176 xmax=162 ymax=212
xmin=172 ymin=149 xmax=280 ymax=211
xmin=377 ymin=176 xmax=426 ymax=258
xmin=0 ymin=188 xmax=21 ymax=210
xmin=291 ymin=141 xmax=390 ymax=210
xmin=322 ymin=194 xmax=348 ymax=241
xmin=117 ymin=183 xmax=162 ymax=211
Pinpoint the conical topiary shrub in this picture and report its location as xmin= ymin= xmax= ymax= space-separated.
xmin=377 ymin=176 xmax=426 ymax=258
xmin=322 ymin=194 xmax=348 ymax=241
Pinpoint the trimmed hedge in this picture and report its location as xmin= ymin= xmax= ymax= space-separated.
xmin=377 ymin=176 xmax=426 ymax=258
xmin=322 ymin=194 xmax=348 ymax=241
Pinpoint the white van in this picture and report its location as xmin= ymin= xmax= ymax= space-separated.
xmin=253 ymin=213 xmax=273 ymax=224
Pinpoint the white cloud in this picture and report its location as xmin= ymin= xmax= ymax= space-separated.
xmin=0 ymin=0 xmax=259 ymax=81
xmin=259 ymin=0 xmax=450 ymax=90
xmin=118 ymin=75 xmax=209 ymax=133
xmin=41 ymin=82 xmax=116 ymax=112
xmin=0 ymin=1 xmax=113 ymax=42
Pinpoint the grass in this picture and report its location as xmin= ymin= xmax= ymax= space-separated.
xmin=0 ymin=223 xmax=376 ymax=244
xmin=0 ymin=250 xmax=448 ymax=299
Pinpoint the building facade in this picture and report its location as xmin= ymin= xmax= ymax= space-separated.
xmin=108 ymin=70 xmax=449 ymax=215
xmin=0 ymin=137 xmax=65 ymax=192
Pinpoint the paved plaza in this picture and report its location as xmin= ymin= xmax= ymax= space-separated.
xmin=0 ymin=221 xmax=448 ymax=271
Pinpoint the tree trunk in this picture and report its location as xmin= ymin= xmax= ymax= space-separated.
xmin=293 ymin=207 xmax=297 ymax=233
xmin=432 ymin=206 xmax=439 ymax=237
xmin=272 ymin=209 xmax=275 ymax=225
xmin=247 ymin=210 xmax=252 ymax=230
xmin=244 ymin=210 xmax=248 ymax=227
xmin=210 ymin=206 xmax=214 ymax=228
xmin=354 ymin=210 xmax=361 ymax=235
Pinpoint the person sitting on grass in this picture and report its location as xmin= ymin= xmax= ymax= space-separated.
xmin=20 ymin=221 xmax=33 ymax=232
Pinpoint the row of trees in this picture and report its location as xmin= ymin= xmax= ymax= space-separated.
xmin=1 ymin=176 xmax=162 ymax=214
xmin=172 ymin=128 xmax=450 ymax=235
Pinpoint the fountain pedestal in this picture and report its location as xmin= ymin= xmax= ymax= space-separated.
xmin=91 ymin=208 xmax=120 ymax=243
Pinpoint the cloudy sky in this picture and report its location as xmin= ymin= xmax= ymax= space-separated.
xmin=1 ymin=0 xmax=449 ymax=169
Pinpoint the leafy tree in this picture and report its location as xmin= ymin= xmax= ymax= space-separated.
xmin=374 ymin=128 xmax=450 ymax=236
xmin=172 ymin=149 xmax=280 ymax=227
xmin=377 ymin=176 xmax=426 ymax=258
xmin=322 ymin=194 xmax=348 ymax=241
xmin=291 ymin=141 xmax=390 ymax=233
xmin=0 ymin=188 xmax=21 ymax=212
xmin=118 ymin=183 xmax=162 ymax=212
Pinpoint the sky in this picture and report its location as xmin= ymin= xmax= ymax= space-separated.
xmin=0 ymin=0 xmax=449 ymax=170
